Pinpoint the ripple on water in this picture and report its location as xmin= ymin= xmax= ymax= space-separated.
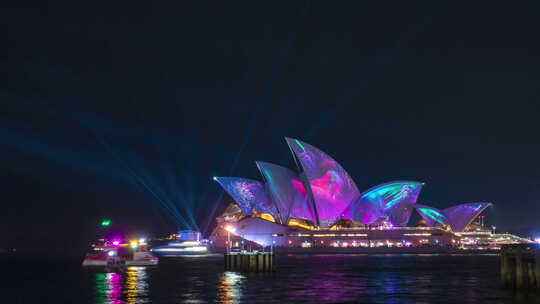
xmin=2 ymin=254 xmax=540 ymax=303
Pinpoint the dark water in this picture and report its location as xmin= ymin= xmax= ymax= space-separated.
xmin=3 ymin=254 xmax=539 ymax=303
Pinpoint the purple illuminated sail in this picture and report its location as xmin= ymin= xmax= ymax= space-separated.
xmin=256 ymin=162 xmax=316 ymax=224
xmin=443 ymin=202 xmax=492 ymax=232
xmin=285 ymin=138 xmax=360 ymax=226
xmin=343 ymin=181 xmax=423 ymax=225
xmin=415 ymin=202 xmax=491 ymax=232
xmin=214 ymin=177 xmax=276 ymax=218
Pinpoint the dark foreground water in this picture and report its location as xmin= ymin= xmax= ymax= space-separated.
xmin=3 ymin=254 xmax=539 ymax=303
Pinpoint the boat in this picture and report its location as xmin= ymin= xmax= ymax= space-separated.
xmin=150 ymin=230 xmax=210 ymax=256
xmin=82 ymin=238 xmax=158 ymax=267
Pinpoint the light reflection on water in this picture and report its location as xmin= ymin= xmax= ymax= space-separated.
xmin=94 ymin=272 xmax=123 ymax=304
xmin=92 ymin=266 xmax=247 ymax=304
xmin=126 ymin=267 xmax=148 ymax=304
xmin=77 ymin=255 xmax=540 ymax=304
xmin=94 ymin=267 xmax=149 ymax=304
xmin=216 ymin=271 xmax=245 ymax=304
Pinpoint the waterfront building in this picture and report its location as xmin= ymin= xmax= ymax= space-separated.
xmin=209 ymin=138 xmax=530 ymax=251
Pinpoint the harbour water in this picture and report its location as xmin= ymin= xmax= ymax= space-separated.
xmin=3 ymin=254 xmax=539 ymax=303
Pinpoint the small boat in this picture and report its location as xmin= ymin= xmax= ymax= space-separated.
xmin=150 ymin=230 xmax=209 ymax=256
xmin=82 ymin=239 xmax=158 ymax=267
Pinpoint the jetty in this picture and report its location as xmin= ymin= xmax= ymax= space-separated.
xmin=501 ymin=244 xmax=540 ymax=289
xmin=224 ymin=251 xmax=275 ymax=272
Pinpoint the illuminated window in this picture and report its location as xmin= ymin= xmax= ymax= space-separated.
xmin=301 ymin=242 xmax=312 ymax=248
xmin=288 ymin=218 xmax=315 ymax=230
xmin=259 ymin=213 xmax=276 ymax=222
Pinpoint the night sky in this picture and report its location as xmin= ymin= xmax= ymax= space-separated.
xmin=2 ymin=2 xmax=539 ymax=252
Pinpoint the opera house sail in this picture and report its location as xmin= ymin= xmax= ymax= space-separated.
xmin=415 ymin=202 xmax=492 ymax=232
xmin=210 ymin=137 xmax=501 ymax=251
xmin=341 ymin=181 xmax=424 ymax=227
xmin=256 ymin=161 xmax=316 ymax=225
xmin=213 ymin=177 xmax=277 ymax=218
xmin=285 ymin=137 xmax=360 ymax=227
xmin=414 ymin=204 xmax=448 ymax=227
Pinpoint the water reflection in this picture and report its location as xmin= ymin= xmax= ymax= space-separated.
xmin=94 ymin=267 xmax=148 ymax=304
xmin=125 ymin=267 xmax=148 ymax=304
xmin=216 ymin=271 xmax=245 ymax=304
xmin=95 ymin=272 xmax=123 ymax=304
xmin=83 ymin=255 xmax=540 ymax=304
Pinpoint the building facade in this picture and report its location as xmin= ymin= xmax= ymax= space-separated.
xmin=209 ymin=138 xmax=524 ymax=251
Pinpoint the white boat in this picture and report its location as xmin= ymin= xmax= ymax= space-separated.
xmin=82 ymin=240 xmax=158 ymax=267
xmin=150 ymin=230 xmax=209 ymax=256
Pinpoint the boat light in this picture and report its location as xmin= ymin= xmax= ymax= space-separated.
xmin=152 ymin=246 xmax=207 ymax=252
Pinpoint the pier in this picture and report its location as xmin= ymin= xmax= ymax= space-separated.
xmin=224 ymin=252 xmax=275 ymax=272
xmin=501 ymin=244 xmax=540 ymax=289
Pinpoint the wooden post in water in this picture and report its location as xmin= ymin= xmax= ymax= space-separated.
xmin=230 ymin=254 xmax=236 ymax=270
xmin=501 ymin=250 xmax=508 ymax=286
xmin=265 ymin=252 xmax=272 ymax=270
xmin=501 ymin=244 xmax=539 ymax=289
xmin=515 ymin=249 xmax=524 ymax=288
xmin=528 ymin=263 xmax=535 ymax=288
xmin=536 ymin=249 xmax=540 ymax=288
xmin=242 ymin=254 xmax=249 ymax=271
xmin=507 ymin=255 xmax=516 ymax=288
xmin=257 ymin=253 xmax=265 ymax=272
xmin=249 ymin=254 xmax=257 ymax=271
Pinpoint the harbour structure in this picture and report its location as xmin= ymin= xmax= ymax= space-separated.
xmin=209 ymin=138 xmax=530 ymax=252
xmin=224 ymin=251 xmax=275 ymax=272
xmin=501 ymin=244 xmax=540 ymax=289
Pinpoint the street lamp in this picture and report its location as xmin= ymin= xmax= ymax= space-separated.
xmin=224 ymin=225 xmax=236 ymax=252
xmin=492 ymin=226 xmax=496 ymax=234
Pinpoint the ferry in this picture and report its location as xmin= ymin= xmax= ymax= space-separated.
xmin=150 ymin=230 xmax=209 ymax=256
xmin=82 ymin=238 xmax=158 ymax=267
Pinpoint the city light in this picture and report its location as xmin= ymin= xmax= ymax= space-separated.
xmin=139 ymin=238 xmax=146 ymax=244
xmin=130 ymin=240 xmax=138 ymax=248
xmin=101 ymin=219 xmax=112 ymax=227
xmin=224 ymin=225 xmax=236 ymax=233
xmin=151 ymin=246 xmax=207 ymax=252
xmin=107 ymin=250 xmax=116 ymax=256
xmin=534 ymin=237 xmax=540 ymax=244
xmin=112 ymin=241 xmax=120 ymax=246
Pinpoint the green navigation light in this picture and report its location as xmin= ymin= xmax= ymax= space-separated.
xmin=101 ymin=219 xmax=112 ymax=227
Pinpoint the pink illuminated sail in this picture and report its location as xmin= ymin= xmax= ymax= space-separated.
xmin=256 ymin=162 xmax=316 ymax=224
xmin=286 ymin=138 xmax=360 ymax=226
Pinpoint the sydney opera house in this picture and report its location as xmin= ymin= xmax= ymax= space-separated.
xmin=209 ymin=138 xmax=510 ymax=251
